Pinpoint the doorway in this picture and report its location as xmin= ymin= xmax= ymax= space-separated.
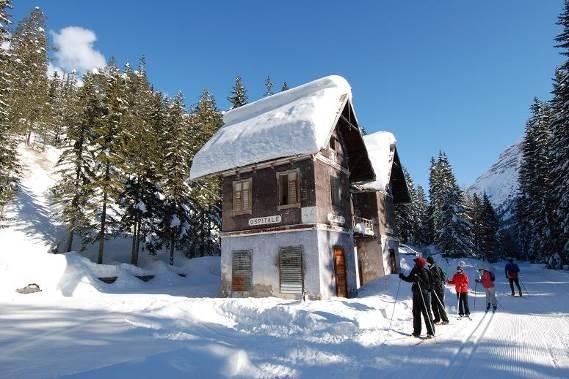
xmin=334 ymin=247 xmax=348 ymax=297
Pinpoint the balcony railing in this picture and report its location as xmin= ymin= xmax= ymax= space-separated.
xmin=353 ymin=216 xmax=375 ymax=237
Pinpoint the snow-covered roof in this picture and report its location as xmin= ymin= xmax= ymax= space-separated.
xmin=190 ymin=75 xmax=352 ymax=180
xmin=360 ymin=131 xmax=397 ymax=192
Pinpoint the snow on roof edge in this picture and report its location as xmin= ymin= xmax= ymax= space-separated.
xmin=360 ymin=131 xmax=397 ymax=192
xmin=189 ymin=75 xmax=352 ymax=180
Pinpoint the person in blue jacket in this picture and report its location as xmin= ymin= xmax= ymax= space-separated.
xmin=505 ymin=258 xmax=522 ymax=296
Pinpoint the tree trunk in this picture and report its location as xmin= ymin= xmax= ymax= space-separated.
xmin=169 ymin=234 xmax=175 ymax=266
xmin=97 ymin=191 xmax=108 ymax=264
xmin=134 ymin=217 xmax=142 ymax=260
xmin=65 ymin=229 xmax=74 ymax=252
xmin=130 ymin=215 xmax=138 ymax=265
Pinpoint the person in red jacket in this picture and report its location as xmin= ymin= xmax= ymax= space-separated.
xmin=447 ymin=263 xmax=470 ymax=317
xmin=475 ymin=267 xmax=497 ymax=312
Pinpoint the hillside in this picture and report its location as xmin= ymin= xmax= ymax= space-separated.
xmin=467 ymin=142 xmax=522 ymax=223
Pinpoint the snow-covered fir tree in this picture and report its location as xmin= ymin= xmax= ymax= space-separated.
xmin=9 ymin=6 xmax=49 ymax=145
xmin=430 ymin=152 xmax=473 ymax=257
xmin=281 ymin=81 xmax=289 ymax=91
xmin=117 ymin=61 xmax=163 ymax=265
xmin=414 ymin=185 xmax=432 ymax=245
xmin=394 ymin=168 xmax=417 ymax=244
xmin=479 ymin=193 xmax=500 ymax=261
xmin=51 ymin=72 xmax=96 ymax=252
xmin=551 ymin=3 xmax=569 ymax=261
xmin=264 ymin=75 xmax=274 ymax=97
xmin=159 ymin=93 xmax=194 ymax=265
xmin=89 ymin=64 xmax=127 ymax=263
xmin=516 ymin=98 xmax=555 ymax=262
xmin=228 ymin=75 xmax=248 ymax=109
xmin=0 ymin=0 xmax=20 ymax=221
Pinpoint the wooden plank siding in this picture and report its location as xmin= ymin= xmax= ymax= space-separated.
xmin=222 ymin=159 xmax=316 ymax=233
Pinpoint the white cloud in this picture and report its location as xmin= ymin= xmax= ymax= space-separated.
xmin=51 ymin=26 xmax=106 ymax=73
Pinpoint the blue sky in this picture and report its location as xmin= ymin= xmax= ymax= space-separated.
xmin=12 ymin=1 xmax=563 ymax=190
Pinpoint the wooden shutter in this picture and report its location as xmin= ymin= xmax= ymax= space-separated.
xmin=279 ymin=246 xmax=303 ymax=294
xmin=232 ymin=250 xmax=252 ymax=292
xmin=288 ymin=172 xmax=298 ymax=205
xmin=233 ymin=182 xmax=242 ymax=212
xmin=242 ymin=180 xmax=250 ymax=210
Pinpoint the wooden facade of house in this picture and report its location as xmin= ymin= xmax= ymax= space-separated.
xmin=189 ymin=75 xmax=410 ymax=300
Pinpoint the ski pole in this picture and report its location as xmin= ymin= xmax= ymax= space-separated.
xmin=417 ymin=280 xmax=437 ymax=341
xmin=388 ymin=278 xmax=402 ymax=332
xmin=473 ymin=281 xmax=478 ymax=311
xmin=432 ymin=289 xmax=449 ymax=321
xmin=520 ymin=278 xmax=529 ymax=296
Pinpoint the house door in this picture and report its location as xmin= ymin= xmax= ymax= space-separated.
xmin=388 ymin=248 xmax=397 ymax=274
xmin=334 ymin=247 xmax=348 ymax=297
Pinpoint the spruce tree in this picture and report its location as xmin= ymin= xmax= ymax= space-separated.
xmin=551 ymin=3 xmax=569 ymax=261
xmin=89 ymin=63 xmax=127 ymax=263
xmin=394 ymin=168 xmax=416 ymax=244
xmin=479 ymin=193 xmax=500 ymax=262
xmin=159 ymin=93 xmax=193 ymax=265
xmin=414 ymin=185 xmax=432 ymax=245
xmin=228 ymin=75 xmax=248 ymax=109
xmin=430 ymin=152 xmax=473 ymax=257
xmin=118 ymin=61 xmax=163 ymax=265
xmin=281 ymin=81 xmax=289 ymax=91
xmin=10 ymin=7 xmax=49 ymax=145
xmin=0 ymin=0 xmax=19 ymax=221
xmin=264 ymin=75 xmax=274 ymax=97
xmin=51 ymin=72 xmax=96 ymax=252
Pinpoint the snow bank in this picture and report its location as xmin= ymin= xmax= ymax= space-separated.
xmin=190 ymin=75 xmax=352 ymax=179
xmin=360 ymin=131 xmax=396 ymax=192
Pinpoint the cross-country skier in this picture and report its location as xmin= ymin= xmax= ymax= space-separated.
xmin=505 ymin=258 xmax=522 ymax=296
xmin=426 ymin=256 xmax=449 ymax=325
xmin=399 ymin=256 xmax=436 ymax=338
xmin=475 ymin=267 xmax=497 ymax=312
xmin=447 ymin=262 xmax=470 ymax=318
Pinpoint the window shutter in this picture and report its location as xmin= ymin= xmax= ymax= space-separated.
xmin=232 ymin=250 xmax=252 ymax=292
xmin=242 ymin=180 xmax=250 ymax=210
xmin=279 ymin=246 xmax=303 ymax=294
xmin=288 ymin=172 xmax=297 ymax=205
xmin=233 ymin=182 xmax=242 ymax=212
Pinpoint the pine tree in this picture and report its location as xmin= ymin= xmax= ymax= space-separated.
xmin=394 ymin=168 xmax=416 ymax=244
xmin=430 ymin=152 xmax=473 ymax=257
xmin=10 ymin=6 xmax=49 ymax=145
xmin=228 ymin=75 xmax=248 ymax=109
xmin=516 ymin=98 xmax=555 ymax=262
xmin=0 ymin=0 xmax=20 ymax=221
xmin=414 ymin=185 xmax=432 ymax=245
xmin=89 ymin=63 xmax=127 ymax=263
xmin=117 ymin=60 xmax=163 ymax=265
xmin=281 ymin=81 xmax=289 ymax=91
xmin=184 ymin=89 xmax=224 ymax=257
xmin=159 ymin=93 xmax=194 ymax=265
xmin=551 ymin=3 xmax=569 ymax=261
xmin=264 ymin=75 xmax=274 ymax=97
xmin=479 ymin=193 xmax=500 ymax=262
xmin=51 ymin=72 xmax=96 ymax=252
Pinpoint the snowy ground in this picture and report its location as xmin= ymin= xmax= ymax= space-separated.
xmin=1 ymin=146 xmax=568 ymax=378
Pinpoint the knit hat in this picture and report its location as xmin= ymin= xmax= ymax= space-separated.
xmin=414 ymin=256 xmax=427 ymax=268
xmin=426 ymin=256 xmax=434 ymax=264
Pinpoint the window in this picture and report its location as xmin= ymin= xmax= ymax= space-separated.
xmin=233 ymin=178 xmax=252 ymax=214
xmin=330 ymin=175 xmax=342 ymax=208
xmin=278 ymin=170 xmax=300 ymax=208
xmin=329 ymin=136 xmax=336 ymax=151
xmin=279 ymin=246 xmax=303 ymax=294
xmin=232 ymin=250 xmax=252 ymax=292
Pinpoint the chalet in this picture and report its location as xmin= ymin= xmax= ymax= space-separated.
xmin=352 ymin=131 xmax=411 ymax=286
xmin=190 ymin=75 xmax=409 ymax=299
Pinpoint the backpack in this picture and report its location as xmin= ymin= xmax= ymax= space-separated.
xmin=429 ymin=265 xmax=444 ymax=288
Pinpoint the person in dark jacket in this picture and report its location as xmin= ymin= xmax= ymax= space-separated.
xmin=426 ymin=256 xmax=449 ymax=325
xmin=505 ymin=258 xmax=522 ymax=296
xmin=399 ymin=256 xmax=436 ymax=338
